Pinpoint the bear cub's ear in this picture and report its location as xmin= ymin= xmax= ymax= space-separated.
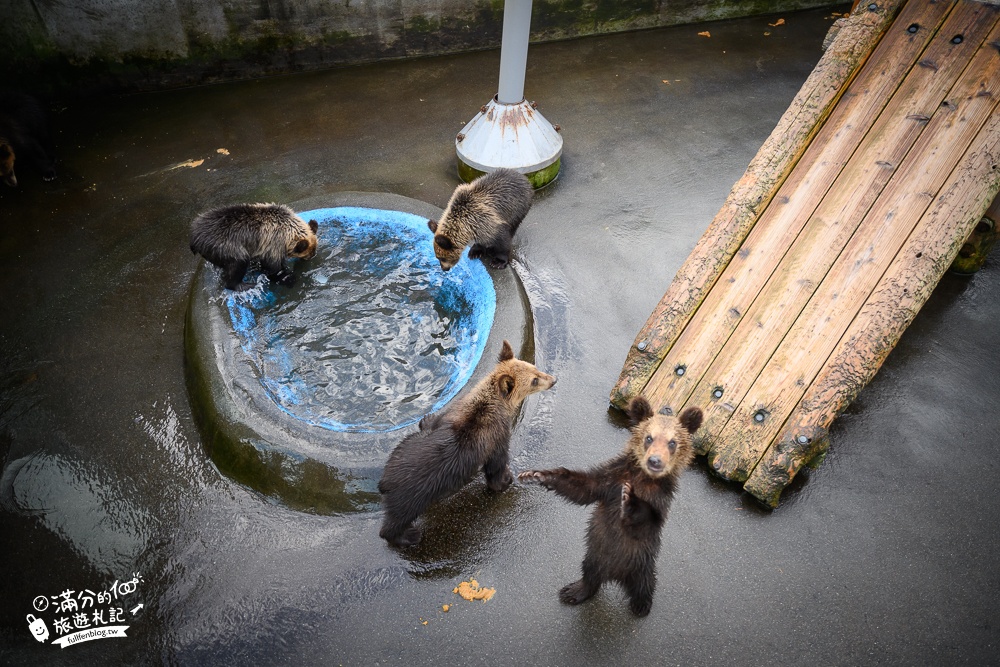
xmin=626 ymin=396 xmax=654 ymax=425
xmin=308 ymin=220 xmax=318 ymax=233
xmin=434 ymin=234 xmax=454 ymax=251
xmin=678 ymin=406 xmax=703 ymax=434
xmin=427 ymin=219 xmax=438 ymax=233
xmin=497 ymin=339 xmax=514 ymax=362
xmin=294 ymin=239 xmax=310 ymax=254
xmin=497 ymin=374 xmax=515 ymax=399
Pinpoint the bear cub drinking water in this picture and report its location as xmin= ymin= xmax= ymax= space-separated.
xmin=519 ymin=396 xmax=702 ymax=616
xmin=190 ymin=203 xmax=318 ymax=291
xmin=428 ymin=167 xmax=533 ymax=271
xmin=378 ymin=340 xmax=556 ymax=547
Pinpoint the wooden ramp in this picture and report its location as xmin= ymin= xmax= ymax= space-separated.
xmin=612 ymin=0 xmax=1000 ymax=507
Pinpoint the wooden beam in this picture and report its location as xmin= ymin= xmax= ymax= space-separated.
xmin=645 ymin=0 xmax=977 ymax=457
xmin=610 ymin=0 xmax=908 ymax=409
xmin=745 ymin=108 xmax=1000 ymax=507
xmin=709 ymin=18 xmax=1000 ymax=483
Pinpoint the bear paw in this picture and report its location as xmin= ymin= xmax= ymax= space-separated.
xmin=417 ymin=413 xmax=443 ymax=431
xmin=399 ymin=525 xmax=422 ymax=546
xmin=629 ymin=597 xmax=652 ymax=617
xmin=621 ymin=481 xmax=632 ymax=513
xmin=388 ymin=526 xmax=422 ymax=547
xmin=488 ymin=257 xmax=509 ymax=270
xmin=517 ymin=470 xmax=550 ymax=487
xmin=380 ymin=520 xmax=422 ymax=547
xmin=558 ymin=580 xmax=594 ymax=606
xmin=272 ymin=270 xmax=296 ymax=287
xmin=468 ymin=244 xmax=484 ymax=260
xmin=487 ymin=467 xmax=514 ymax=493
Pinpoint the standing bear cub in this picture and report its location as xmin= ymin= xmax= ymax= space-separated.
xmin=190 ymin=203 xmax=318 ymax=291
xmin=378 ymin=340 xmax=556 ymax=547
xmin=428 ymin=167 xmax=533 ymax=271
xmin=519 ymin=396 xmax=702 ymax=616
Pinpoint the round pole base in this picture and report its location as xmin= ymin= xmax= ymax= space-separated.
xmin=455 ymin=96 xmax=563 ymax=188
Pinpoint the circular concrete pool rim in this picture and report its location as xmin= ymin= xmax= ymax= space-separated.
xmin=185 ymin=192 xmax=534 ymax=514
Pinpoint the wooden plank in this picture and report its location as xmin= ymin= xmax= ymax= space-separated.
xmin=678 ymin=0 xmax=1000 ymax=452
xmin=988 ymin=192 xmax=1000 ymax=221
xmin=643 ymin=0 xmax=978 ymax=449
xmin=745 ymin=108 xmax=1000 ymax=507
xmin=609 ymin=0 xmax=908 ymax=409
xmin=708 ymin=25 xmax=1000 ymax=483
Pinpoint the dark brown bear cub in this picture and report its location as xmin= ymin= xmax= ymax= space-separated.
xmin=519 ymin=396 xmax=701 ymax=616
xmin=190 ymin=203 xmax=318 ymax=291
xmin=427 ymin=167 xmax=533 ymax=271
xmin=378 ymin=340 xmax=556 ymax=547
xmin=0 ymin=90 xmax=58 ymax=186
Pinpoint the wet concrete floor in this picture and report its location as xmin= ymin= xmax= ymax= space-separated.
xmin=3 ymin=5 xmax=1000 ymax=665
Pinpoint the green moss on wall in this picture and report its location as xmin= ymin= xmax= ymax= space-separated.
xmin=2 ymin=0 xmax=840 ymax=96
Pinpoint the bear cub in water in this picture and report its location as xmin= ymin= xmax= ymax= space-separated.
xmin=378 ymin=340 xmax=556 ymax=547
xmin=428 ymin=167 xmax=533 ymax=271
xmin=519 ymin=396 xmax=702 ymax=616
xmin=190 ymin=203 xmax=318 ymax=291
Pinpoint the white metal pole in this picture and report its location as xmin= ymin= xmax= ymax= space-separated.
xmin=497 ymin=0 xmax=532 ymax=104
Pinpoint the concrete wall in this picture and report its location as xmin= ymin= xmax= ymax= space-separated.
xmin=1 ymin=0 xmax=838 ymax=96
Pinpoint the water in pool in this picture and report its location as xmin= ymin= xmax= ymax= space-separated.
xmin=224 ymin=206 xmax=496 ymax=433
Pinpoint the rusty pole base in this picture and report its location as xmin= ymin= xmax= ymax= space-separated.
xmin=455 ymin=96 xmax=563 ymax=188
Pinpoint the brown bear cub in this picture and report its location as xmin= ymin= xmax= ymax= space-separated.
xmin=428 ymin=167 xmax=533 ymax=271
xmin=378 ymin=340 xmax=556 ymax=547
xmin=0 ymin=90 xmax=58 ymax=186
xmin=519 ymin=396 xmax=702 ymax=617
xmin=190 ymin=203 xmax=318 ymax=291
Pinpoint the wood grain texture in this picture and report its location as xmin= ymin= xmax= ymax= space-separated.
xmin=644 ymin=0 xmax=975 ymax=456
xmin=614 ymin=0 xmax=1000 ymax=507
xmin=711 ymin=12 xmax=1000 ymax=483
xmin=610 ymin=0 xmax=908 ymax=408
xmin=745 ymin=108 xmax=1000 ymax=506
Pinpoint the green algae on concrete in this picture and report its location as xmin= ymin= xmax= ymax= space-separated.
xmin=457 ymin=157 xmax=561 ymax=189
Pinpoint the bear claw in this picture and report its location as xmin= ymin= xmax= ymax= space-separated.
xmin=621 ymin=481 xmax=632 ymax=512
xmin=558 ymin=580 xmax=594 ymax=606
xmin=517 ymin=470 xmax=546 ymax=485
xmin=273 ymin=270 xmax=296 ymax=287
